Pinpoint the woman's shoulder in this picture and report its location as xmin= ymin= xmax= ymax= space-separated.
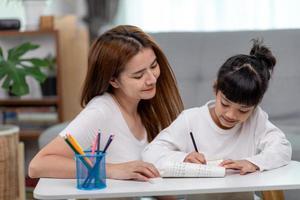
xmin=83 ymin=93 xmax=117 ymax=115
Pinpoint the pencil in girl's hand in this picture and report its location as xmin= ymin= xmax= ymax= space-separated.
xmin=190 ymin=132 xmax=199 ymax=152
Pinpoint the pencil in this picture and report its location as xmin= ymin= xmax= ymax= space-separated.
xmin=190 ymin=132 xmax=199 ymax=152
xmin=66 ymin=134 xmax=85 ymax=155
xmin=103 ymin=135 xmax=114 ymax=153
xmin=96 ymin=131 xmax=101 ymax=154
xmin=91 ymin=134 xmax=98 ymax=155
xmin=63 ymin=136 xmax=92 ymax=169
xmin=66 ymin=134 xmax=93 ymax=167
xmin=84 ymin=134 xmax=114 ymax=187
xmin=64 ymin=137 xmax=78 ymax=154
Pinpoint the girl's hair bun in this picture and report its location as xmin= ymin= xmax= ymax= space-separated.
xmin=250 ymin=39 xmax=276 ymax=72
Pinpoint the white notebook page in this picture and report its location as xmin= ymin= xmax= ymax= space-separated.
xmin=160 ymin=161 xmax=225 ymax=177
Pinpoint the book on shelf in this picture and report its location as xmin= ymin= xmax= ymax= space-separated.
xmin=17 ymin=123 xmax=54 ymax=131
xmin=17 ymin=112 xmax=58 ymax=123
xmin=1 ymin=107 xmax=58 ymax=131
xmin=1 ymin=111 xmax=18 ymax=124
xmin=159 ymin=159 xmax=225 ymax=178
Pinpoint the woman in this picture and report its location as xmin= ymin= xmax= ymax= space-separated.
xmin=29 ymin=25 xmax=184 ymax=181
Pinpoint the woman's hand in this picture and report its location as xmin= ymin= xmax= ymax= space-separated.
xmin=184 ymin=151 xmax=206 ymax=164
xmin=106 ymin=161 xmax=160 ymax=181
xmin=220 ymin=159 xmax=259 ymax=175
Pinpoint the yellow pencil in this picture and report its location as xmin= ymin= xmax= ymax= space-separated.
xmin=67 ymin=134 xmax=85 ymax=154
xmin=66 ymin=133 xmax=93 ymax=167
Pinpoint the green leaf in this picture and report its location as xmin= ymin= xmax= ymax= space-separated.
xmin=11 ymin=76 xmax=29 ymax=96
xmin=0 ymin=61 xmax=28 ymax=96
xmin=2 ymin=75 xmax=12 ymax=89
xmin=1 ymin=72 xmax=29 ymax=96
xmin=8 ymin=42 xmax=40 ymax=61
xmin=21 ymin=58 xmax=50 ymax=67
xmin=0 ymin=48 xmax=4 ymax=64
xmin=0 ymin=65 xmax=8 ymax=80
xmin=1 ymin=42 xmax=50 ymax=96
xmin=23 ymin=66 xmax=47 ymax=83
xmin=0 ymin=47 xmax=3 ymax=59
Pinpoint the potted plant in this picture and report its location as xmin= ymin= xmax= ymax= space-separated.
xmin=40 ymin=54 xmax=57 ymax=96
xmin=0 ymin=42 xmax=51 ymax=96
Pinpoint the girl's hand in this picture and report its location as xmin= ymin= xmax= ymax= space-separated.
xmin=184 ymin=151 xmax=206 ymax=164
xmin=106 ymin=161 xmax=160 ymax=181
xmin=220 ymin=159 xmax=259 ymax=175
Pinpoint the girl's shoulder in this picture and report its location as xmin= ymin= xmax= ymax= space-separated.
xmin=182 ymin=107 xmax=203 ymax=114
xmin=246 ymin=106 xmax=270 ymax=132
xmin=250 ymin=106 xmax=269 ymax=122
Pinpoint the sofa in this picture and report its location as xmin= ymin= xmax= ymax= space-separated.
xmin=150 ymin=29 xmax=300 ymax=200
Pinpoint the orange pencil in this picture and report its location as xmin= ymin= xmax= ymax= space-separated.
xmin=66 ymin=133 xmax=93 ymax=167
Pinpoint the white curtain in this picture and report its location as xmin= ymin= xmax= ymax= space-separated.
xmin=115 ymin=0 xmax=300 ymax=32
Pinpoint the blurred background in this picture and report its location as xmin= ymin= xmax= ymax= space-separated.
xmin=1 ymin=0 xmax=300 ymax=199
xmin=2 ymin=0 xmax=300 ymax=39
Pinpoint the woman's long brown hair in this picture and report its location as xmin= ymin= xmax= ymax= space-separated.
xmin=81 ymin=25 xmax=184 ymax=141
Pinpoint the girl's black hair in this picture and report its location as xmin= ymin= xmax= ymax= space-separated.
xmin=215 ymin=39 xmax=276 ymax=106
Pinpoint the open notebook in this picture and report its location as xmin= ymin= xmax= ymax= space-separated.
xmin=159 ymin=160 xmax=225 ymax=177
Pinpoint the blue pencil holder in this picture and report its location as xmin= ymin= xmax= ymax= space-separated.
xmin=75 ymin=151 xmax=106 ymax=190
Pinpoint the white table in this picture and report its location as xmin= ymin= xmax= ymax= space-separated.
xmin=34 ymin=161 xmax=300 ymax=199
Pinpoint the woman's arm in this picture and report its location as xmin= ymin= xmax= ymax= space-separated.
xmin=29 ymin=136 xmax=160 ymax=181
xmin=28 ymin=136 xmax=76 ymax=178
xmin=107 ymin=161 xmax=159 ymax=181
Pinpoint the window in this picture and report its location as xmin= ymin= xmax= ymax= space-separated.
xmin=115 ymin=0 xmax=300 ymax=32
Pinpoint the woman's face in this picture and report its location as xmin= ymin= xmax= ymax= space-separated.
xmin=212 ymin=91 xmax=255 ymax=129
xmin=110 ymin=47 xmax=160 ymax=101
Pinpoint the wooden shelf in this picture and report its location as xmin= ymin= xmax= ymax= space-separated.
xmin=0 ymin=28 xmax=65 ymax=142
xmin=0 ymin=97 xmax=58 ymax=107
xmin=19 ymin=130 xmax=42 ymax=141
xmin=0 ymin=30 xmax=57 ymax=36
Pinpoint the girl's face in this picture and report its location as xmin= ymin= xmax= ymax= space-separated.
xmin=110 ymin=47 xmax=160 ymax=101
xmin=211 ymin=91 xmax=255 ymax=129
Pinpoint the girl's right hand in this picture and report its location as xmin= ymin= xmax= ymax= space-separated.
xmin=184 ymin=151 xmax=206 ymax=164
xmin=106 ymin=161 xmax=160 ymax=181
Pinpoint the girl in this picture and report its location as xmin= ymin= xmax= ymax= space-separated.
xmin=142 ymin=40 xmax=291 ymax=175
xmin=29 ymin=25 xmax=184 ymax=181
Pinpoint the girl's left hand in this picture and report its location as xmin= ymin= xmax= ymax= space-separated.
xmin=220 ymin=159 xmax=259 ymax=175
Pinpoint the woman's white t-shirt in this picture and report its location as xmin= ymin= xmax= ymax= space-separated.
xmin=59 ymin=93 xmax=148 ymax=163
